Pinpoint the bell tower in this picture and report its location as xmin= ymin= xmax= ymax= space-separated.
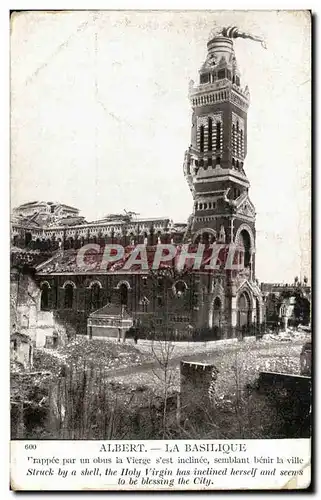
xmin=184 ymin=32 xmax=256 ymax=277
xmin=183 ymin=29 xmax=265 ymax=335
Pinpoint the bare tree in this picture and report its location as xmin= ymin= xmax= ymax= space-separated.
xmin=150 ymin=330 xmax=176 ymax=439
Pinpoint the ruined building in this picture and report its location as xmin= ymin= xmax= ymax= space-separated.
xmin=11 ymin=31 xmax=264 ymax=339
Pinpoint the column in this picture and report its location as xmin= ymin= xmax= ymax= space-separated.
xmin=249 ymin=252 xmax=253 ymax=280
xmin=231 ymin=296 xmax=237 ymax=328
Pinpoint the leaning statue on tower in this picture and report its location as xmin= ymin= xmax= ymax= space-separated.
xmin=210 ymin=26 xmax=267 ymax=49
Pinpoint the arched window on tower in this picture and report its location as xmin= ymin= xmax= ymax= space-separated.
xmin=216 ymin=122 xmax=221 ymax=150
xmin=217 ymin=69 xmax=225 ymax=80
xmin=236 ymin=121 xmax=240 ymax=156
xmin=232 ymin=124 xmax=236 ymax=155
xmin=240 ymin=129 xmax=244 ymax=156
xmin=208 ymin=117 xmax=213 ymax=152
xmin=200 ymin=73 xmax=210 ymax=84
xmin=238 ymin=230 xmax=251 ymax=269
xmin=199 ymin=125 xmax=204 ymax=152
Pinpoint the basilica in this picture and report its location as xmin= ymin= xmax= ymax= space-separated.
xmin=11 ymin=30 xmax=264 ymax=342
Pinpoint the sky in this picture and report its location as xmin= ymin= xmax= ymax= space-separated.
xmin=10 ymin=10 xmax=311 ymax=283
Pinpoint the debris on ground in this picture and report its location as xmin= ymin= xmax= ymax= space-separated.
xmin=33 ymin=336 xmax=150 ymax=374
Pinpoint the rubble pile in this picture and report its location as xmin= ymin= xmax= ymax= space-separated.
xmin=261 ymin=327 xmax=311 ymax=343
xmin=33 ymin=336 xmax=149 ymax=374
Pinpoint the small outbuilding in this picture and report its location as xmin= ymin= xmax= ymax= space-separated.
xmin=87 ymin=304 xmax=133 ymax=341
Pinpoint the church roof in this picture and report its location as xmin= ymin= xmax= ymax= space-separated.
xmin=35 ymin=248 xmax=176 ymax=275
xmin=89 ymin=304 xmax=132 ymax=319
xmin=35 ymin=244 xmax=232 ymax=276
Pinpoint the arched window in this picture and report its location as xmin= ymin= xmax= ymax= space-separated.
xmin=237 ymin=291 xmax=251 ymax=328
xmin=200 ymin=73 xmax=210 ymax=84
xmin=64 ymin=284 xmax=74 ymax=309
xmin=91 ymin=283 xmax=101 ymax=310
xmin=232 ymin=124 xmax=236 ymax=155
xmin=157 ymin=296 xmax=164 ymax=307
xmin=240 ymin=129 xmax=244 ymax=155
xmin=140 ymin=296 xmax=149 ymax=313
xmin=238 ymin=293 xmax=248 ymax=310
xmin=40 ymin=282 xmax=50 ymax=310
xmin=208 ymin=157 xmax=212 ymax=167
xmin=208 ymin=118 xmax=213 ymax=152
xmin=119 ymin=283 xmax=128 ymax=306
xmin=212 ymin=297 xmax=222 ymax=327
xmin=216 ymin=122 xmax=221 ymax=150
xmin=173 ymin=280 xmax=188 ymax=298
xmin=238 ymin=230 xmax=251 ymax=268
xmin=202 ymin=232 xmax=210 ymax=244
xmin=237 ymin=133 xmax=241 ymax=157
xmin=199 ymin=125 xmax=204 ymax=152
xmin=217 ymin=69 xmax=225 ymax=80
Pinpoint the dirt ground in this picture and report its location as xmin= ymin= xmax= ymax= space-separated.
xmin=108 ymin=336 xmax=309 ymax=397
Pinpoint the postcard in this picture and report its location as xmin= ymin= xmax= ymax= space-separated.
xmin=10 ymin=9 xmax=311 ymax=491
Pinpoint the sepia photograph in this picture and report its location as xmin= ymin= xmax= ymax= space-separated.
xmin=10 ymin=9 xmax=311 ymax=449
